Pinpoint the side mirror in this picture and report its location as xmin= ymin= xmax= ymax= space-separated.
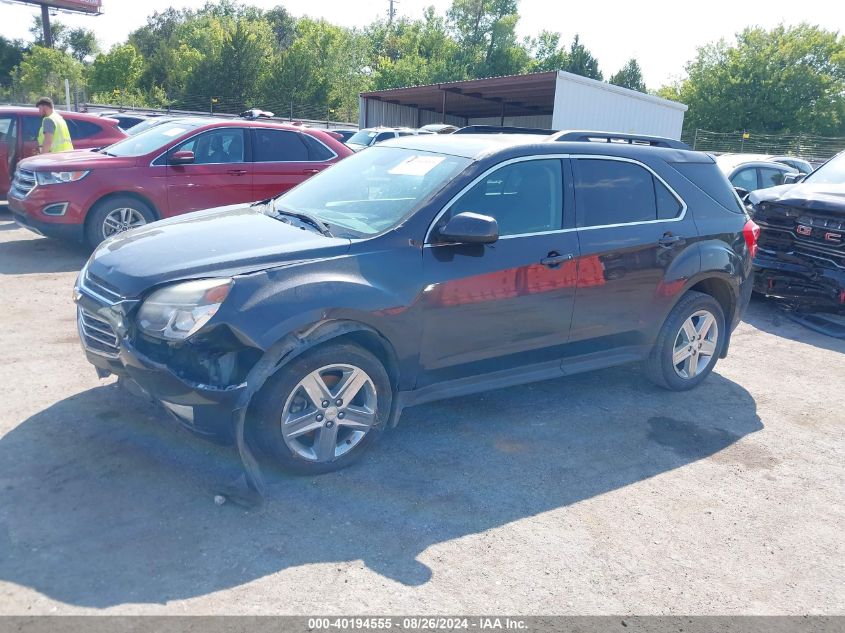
xmin=783 ymin=173 xmax=804 ymax=185
xmin=436 ymin=212 xmax=499 ymax=245
xmin=170 ymin=150 xmax=195 ymax=165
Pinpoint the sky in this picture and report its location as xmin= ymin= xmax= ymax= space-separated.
xmin=1 ymin=0 xmax=843 ymax=88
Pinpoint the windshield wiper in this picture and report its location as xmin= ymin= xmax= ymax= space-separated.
xmin=269 ymin=202 xmax=333 ymax=237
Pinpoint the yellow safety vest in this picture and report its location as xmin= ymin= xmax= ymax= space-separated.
xmin=37 ymin=112 xmax=74 ymax=153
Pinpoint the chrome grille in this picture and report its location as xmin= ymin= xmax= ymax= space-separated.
xmin=80 ymin=270 xmax=123 ymax=304
xmin=10 ymin=168 xmax=36 ymax=199
xmin=78 ymin=308 xmax=120 ymax=358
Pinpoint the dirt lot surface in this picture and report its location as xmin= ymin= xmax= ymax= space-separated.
xmin=0 ymin=208 xmax=843 ymax=615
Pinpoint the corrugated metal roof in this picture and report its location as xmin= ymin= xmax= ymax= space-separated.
xmin=360 ymin=71 xmax=559 ymax=119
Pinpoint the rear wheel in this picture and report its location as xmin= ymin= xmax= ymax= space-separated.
xmin=86 ymin=196 xmax=156 ymax=248
xmin=646 ymin=291 xmax=725 ymax=391
xmin=251 ymin=343 xmax=392 ymax=475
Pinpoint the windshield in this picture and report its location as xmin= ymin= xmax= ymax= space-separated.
xmin=805 ymin=152 xmax=845 ymax=185
xmin=103 ymin=121 xmax=203 ymax=157
xmin=346 ymin=130 xmax=377 ymax=146
xmin=274 ymin=146 xmax=471 ymax=236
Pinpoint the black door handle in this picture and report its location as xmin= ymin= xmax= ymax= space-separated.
xmin=540 ymin=251 xmax=574 ymax=268
xmin=658 ymin=234 xmax=685 ymax=248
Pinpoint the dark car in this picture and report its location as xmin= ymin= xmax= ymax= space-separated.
xmin=8 ymin=117 xmax=352 ymax=247
xmin=747 ymin=150 xmax=845 ymax=310
xmin=73 ymin=131 xmax=758 ymax=475
xmin=0 ymin=106 xmax=126 ymax=200
xmin=329 ymin=128 xmax=358 ymax=143
xmin=716 ymin=155 xmax=798 ymax=199
xmin=96 ymin=111 xmax=150 ymax=131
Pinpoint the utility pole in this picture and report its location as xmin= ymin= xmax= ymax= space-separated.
xmin=388 ymin=0 xmax=398 ymax=24
xmin=41 ymin=4 xmax=53 ymax=48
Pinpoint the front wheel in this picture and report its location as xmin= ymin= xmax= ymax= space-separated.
xmin=85 ymin=196 xmax=156 ymax=248
xmin=645 ymin=291 xmax=725 ymax=391
xmin=251 ymin=343 xmax=392 ymax=475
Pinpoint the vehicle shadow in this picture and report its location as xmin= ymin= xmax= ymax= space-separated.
xmin=0 ymin=366 xmax=762 ymax=607
xmin=742 ymin=296 xmax=845 ymax=354
xmin=0 ymin=232 xmax=89 ymax=275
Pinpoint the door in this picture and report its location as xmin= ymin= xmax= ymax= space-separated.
xmin=166 ymin=127 xmax=252 ymax=215
xmin=0 ymin=115 xmax=18 ymax=195
xmin=568 ymin=157 xmax=694 ymax=349
xmin=418 ymin=158 xmax=579 ymax=386
xmin=251 ymin=128 xmax=333 ymax=201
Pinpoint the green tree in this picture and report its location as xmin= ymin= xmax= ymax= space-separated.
xmin=261 ymin=18 xmax=370 ymax=119
xmin=29 ymin=15 xmax=67 ymax=48
xmin=88 ymin=44 xmax=143 ymax=96
xmin=446 ymin=0 xmax=529 ymax=78
xmin=678 ymin=24 xmax=845 ymax=135
xmin=609 ymin=58 xmax=646 ymax=92
xmin=11 ymin=45 xmax=83 ymax=102
xmin=562 ymin=34 xmax=602 ymax=80
xmin=528 ymin=30 xmax=568 ymax=72
xmin=28 ymin=16 xmax=98 ymax=62
xmin=368 ymin=9 xmax=462 ymax=89
xmin=0 ymin=36 xmax=27 ymax=88
xmin=65 ymin=28 xmax=100 ymax=62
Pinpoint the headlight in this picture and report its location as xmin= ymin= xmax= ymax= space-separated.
xmin=136 ymin=278 xmax=232 ymax=341
xmin=35 ymin=170 xmax=90 ymax=185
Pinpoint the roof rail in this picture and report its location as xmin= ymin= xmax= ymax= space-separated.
xmin=454 ymin=125 xmax=559 ymax=136
xmin=549 ymin=130 xmax=690 ymax=150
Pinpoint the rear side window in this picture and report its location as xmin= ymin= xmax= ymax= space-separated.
xmin=301 ymin=134 xmax=336 ymax=161
xmin=671 ymin=162 xmax=745 ymax=214
xmin=253 ymin=129 xmax=308 ymax=162
xmin=375 ymin=132 xmax=394 ymax=143
xmin=575 ymin=159 xmax=681 ymax=227
xmin=66 ymin=119 xmax=103 ymax=140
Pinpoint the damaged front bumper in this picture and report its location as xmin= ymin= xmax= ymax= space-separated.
xmin=75 ymin=290 xmax=247 ymax=441
xmin=753 ymin=250 xmax=845 ymax=310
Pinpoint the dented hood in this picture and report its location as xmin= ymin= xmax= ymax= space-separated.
xmin=86 ymin=203 xmax=351 ymax=298
xmin=750 ymin=183 xmax=845 ymax=215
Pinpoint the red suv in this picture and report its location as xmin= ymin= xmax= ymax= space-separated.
xmin=7 ymin=117 xmax=352 ymax=247
xmin=1 ymin=106 xmax=126 ymax=200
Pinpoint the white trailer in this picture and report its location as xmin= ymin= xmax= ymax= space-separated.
xmin=551 ymin=71 xmax=686 ymax=140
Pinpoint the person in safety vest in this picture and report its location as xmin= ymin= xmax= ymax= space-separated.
xmin=35 ymin=97 xmax=74 ymax=154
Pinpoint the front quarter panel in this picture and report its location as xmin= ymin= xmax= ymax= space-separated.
xmin=215 ymin=234 xmax=424 ymax=388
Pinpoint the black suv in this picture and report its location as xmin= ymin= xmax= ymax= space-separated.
xmin=747 ymin=150 xmax=845 ymax=309
xmin=74 ymin=131 xmax=758 ymax=474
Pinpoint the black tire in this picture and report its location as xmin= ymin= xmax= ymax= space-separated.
xmin=85 ymin=196 xmax=156 ymax=248
xmin=250 ymin=342 xmax=392 ymax=475
xmin=645 ymin=290 xmax=726 ymax=391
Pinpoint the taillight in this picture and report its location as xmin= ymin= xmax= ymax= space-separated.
xmin=743 ymin=219 xmax=760 ymax=258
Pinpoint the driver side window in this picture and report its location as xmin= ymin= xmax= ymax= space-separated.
xmin=173 ymin=128 xmax=245 ymax=165
xmin=447 ymin=159 xmax=563 ymax=237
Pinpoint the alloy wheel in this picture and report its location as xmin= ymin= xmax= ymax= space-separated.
xmin=280 ymin=363 xmax=378 ymax=463
xmin=672 ymin=309 xmax=719 ymax=379
xmin=102 ymin=207 xmax=148 ymax=238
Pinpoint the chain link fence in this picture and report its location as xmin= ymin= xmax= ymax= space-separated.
xmin=682 ymin=128 xmax=845 ymax=165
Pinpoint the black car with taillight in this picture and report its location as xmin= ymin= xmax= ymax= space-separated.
xmin=747 ymin=150 xmax=845 ymax=310
xmin=73 ymin=130 xmax=757 ymax=475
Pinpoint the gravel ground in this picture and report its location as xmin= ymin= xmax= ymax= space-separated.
xmin=0 ymin=209 xmax=843 ymax=615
